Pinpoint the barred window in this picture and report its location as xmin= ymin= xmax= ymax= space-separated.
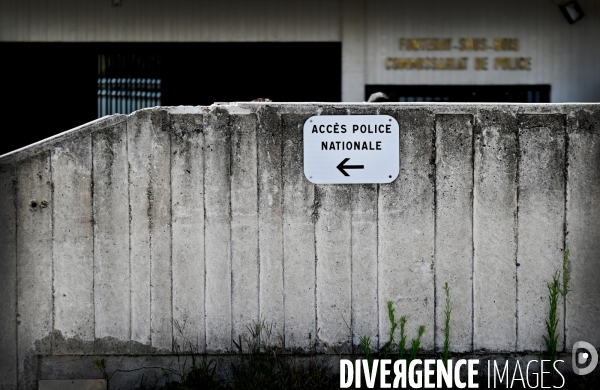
xmin=97 ymin=54 xmax=161 ymax=117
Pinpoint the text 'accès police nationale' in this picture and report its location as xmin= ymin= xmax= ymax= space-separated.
xmin=311 ymin=123 xmax=391 ymax=151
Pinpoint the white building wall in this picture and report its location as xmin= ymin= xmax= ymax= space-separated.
xmin=366 ymin=0 xmax=600 ymax=102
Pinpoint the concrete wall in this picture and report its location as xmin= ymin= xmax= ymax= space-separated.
xmin=0 ymin=103 xmax=599 ymax=388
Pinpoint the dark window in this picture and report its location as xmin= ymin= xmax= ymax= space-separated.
xmin=98 ymin=54 xmax=162 ymax=117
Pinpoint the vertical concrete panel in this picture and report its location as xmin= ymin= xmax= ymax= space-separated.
xmin=128 ymin=112 xmax=152 ymax=347
xmin=0 ymin=164 xmax=17 ymax=389
xmin=312 ymin=98 xmax=352 ymax=354
xmin=351 ymin=184 xmax=378 ymax=348
xmin=128 ymin=110 xmax=172 ymax=351
xmin=344 ymin=106 xmax=379 ymax=349
xmin=17 ymin=153 xmax=53 ymax=389
xmin=315 ymin=183 xmax=352 ymax=353
xmin=566 ymin=108 xmax=600 ymax=348
xmin=517 ymin=114 xmax=565 ymax=352
xmin=377 ymin=108 xmax=435 ymax=351
xmin=282 ymin=112 xmax=316 ymax=350
xmin=52 ymin=136 xmax=94 ymax=354
xmin=170 ymin=114 xmax=205 ymax=353
xmin=257 ymin=107 xmax=284 ymax=338
xmin=148 ymin=111 xmax=173 ymax=352
xmin=204 ymin=109 xmax=232 ymax=353
xmin=473 ymin=109 xmax=518 ymax=351
xmin=93 ymin=123 xmax=130 ymax=352
xmin=435 ymin=114 xmax=473 ymax=352
xmin=230 ymin=113 xmax=259 ymax=347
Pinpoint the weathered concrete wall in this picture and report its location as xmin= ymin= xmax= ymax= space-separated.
xmin=0 ymin=103 xmax=599 ymax=388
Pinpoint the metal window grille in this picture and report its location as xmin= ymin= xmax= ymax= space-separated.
xmin=97 ymin=54 xmax=162 ymax=118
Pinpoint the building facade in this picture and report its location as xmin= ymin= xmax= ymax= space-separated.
xmin=0 ymin=0 xmax=599 ymax=152
xmin=1 ymin=0 xmax=599 ymax=102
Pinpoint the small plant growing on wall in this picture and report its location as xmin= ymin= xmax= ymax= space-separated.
xmin=380 ymin=301 xmax=399 ymax=360
xmin=544 ymin=249 xmax=571 ymax=365
xmin=397 ymin=315 xmax=407 ymax=360
xmin=359 ymin=301 xmax=426 ymax=385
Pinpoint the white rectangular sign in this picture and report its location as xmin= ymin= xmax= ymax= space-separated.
xmin=303 ymin=115 xmax=400 ymax=184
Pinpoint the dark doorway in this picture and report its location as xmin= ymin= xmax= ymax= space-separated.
xmin=0 ymin=42 xmax=341 ymax=155
xmin=365 ymin=85 xmax=551 ymax=103
xmin=162 ymin=43 xmax=341 ymax=106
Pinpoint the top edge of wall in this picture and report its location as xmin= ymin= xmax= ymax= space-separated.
xmin=223 ymin=102 xmax=600 ymax=106
xmin=0 ymin=106 xmax=205 ymax=164
xmin=1 ymin=103 xmax=599 ymax=165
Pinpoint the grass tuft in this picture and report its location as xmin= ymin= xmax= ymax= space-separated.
xmin=543 ymin=249 xmax=571 ymax=365
xmin=380 ymin=301 xmax=399 ymax=360
xmin=359 ymin=335 xmax=373 ymax=370
xmin=409 ymin=325 xmax=426 ymax=363
xmin=544 ymin=270 xmax=562 ymax=364
xmin=397 ymin=316 xmax=407 ymax=360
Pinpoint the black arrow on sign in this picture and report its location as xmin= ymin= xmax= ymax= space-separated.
xmin=337 ymin=158 xmax=364 ymax=176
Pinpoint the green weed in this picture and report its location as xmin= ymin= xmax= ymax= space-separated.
xmin=408 ymin=325 xmax=425 ymax=363
xmin=397 ymin=316 xmax=407 ymax=360
xmin=356 ymin=302 xmax=425 ymax=388
xmin=543 ymin=249 xmax=571 ymax=365
xmin=380 ymin=301 xmax=399 ymax=360
xmin=359 ymin=335 xmax=373 ymax=369
xmin=544 ymin=270 xmax=562 ymax=364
